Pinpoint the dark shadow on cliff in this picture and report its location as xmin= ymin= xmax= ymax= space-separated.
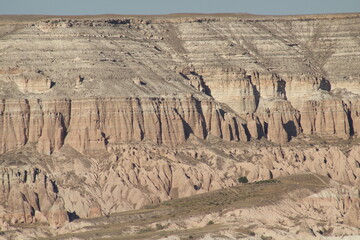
xmin=67 ymin=211 xmax=80 ymax=222
xmin=319 ymin=78 xmax=331 ymax=91
xmin=283 ymin=120 xmax=297 ymax=141
xmin=252 ymin=85 xmax=260 ymax=111
xmin=242 ymin=123 xmax=251 ymax=141
xmin=277 ymin=79 xmax=287 ymax=99
xmin=346 ymin=109 xmax=355 ymax=136
xmin=173 ymin=108 xmax=193 ymax=139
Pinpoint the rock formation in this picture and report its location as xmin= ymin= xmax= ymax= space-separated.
xmin=0 ymin=167 xmax=68 ymax=227
xmin=0 ymin=96 xmax=247 ymax=154
xmin=1 ymin=13 xmax=360 ymax=238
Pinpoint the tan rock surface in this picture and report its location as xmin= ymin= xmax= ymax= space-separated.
xmin=1 ymin=13 xmax=360 ymax=239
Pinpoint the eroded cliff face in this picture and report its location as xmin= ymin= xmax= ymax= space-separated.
xmin=1 ymin=92 xmax=360 ymax=154
xmin=2 ymin=142 xmax=360 ymax=230
xmin=1 ymin=14 xmax=360 ymax=145
xmin=0 ymin=96 xmax=248 ymax=154
xmin=1 ymin=13 xmax=360 ymax=235
xmin=0 ymin=167 xmax=68 ymax=227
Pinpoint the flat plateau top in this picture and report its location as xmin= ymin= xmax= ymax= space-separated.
xmin=1 ymin=12 xmax=360 ymax=23
xmin=1 ymin=11 xmax=359 ymax=99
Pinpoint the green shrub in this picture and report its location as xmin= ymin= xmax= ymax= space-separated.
xmin=156 ymin=223 xmax=164 ymax=230
xmin=137 ymin=227 xmax=153 ymax=234
xmin=261 ymin=235 xmax=273 ymax=240
xmin=207 ymin=220 xmax=214 ymax=225
xmin=253 ymin=179 xmax=280 ymax=185
xmin=238 ymin=176 xmax=249 ymax=183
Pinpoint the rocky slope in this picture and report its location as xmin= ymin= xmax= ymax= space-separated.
xmin=1 ymin=13 xmax=360 ymax=146
xmin=1 ymin=13 xmax=360 ymax=239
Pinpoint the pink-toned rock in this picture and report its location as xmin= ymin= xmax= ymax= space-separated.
xmin=301 ymin=96 xmax=350 ymax=139
xmin=87 ymin=202 xmax=103 ymax=218
xmin=46 ymin=198 xmax=69 ymax=228
xmin=267 ymin=113 xmax=288 ymax=144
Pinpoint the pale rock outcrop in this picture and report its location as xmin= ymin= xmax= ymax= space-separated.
xmin=267 ymin=112 xmax=288 ymax=144
xmin=11 ymin=69 xmax=53 ymax=93
xmin=344 ymin=198 xmax=360 ymax=228
xmin=0 ymin=167 xmax=66 ymax=226
xmin=193 ymin=67 xmax=258 ymax=115
xmin=300 ymin=91 xmax=351 ymax=139
xmin=0 ymin=99 xmax=30 ymax=153
xmin=245 ymin=114 xmax=263 ymax=140
xmin=36 ymin=99 xmax=71 ymax=154
xmin=46 ymin=198 xmax=69 ymax=228
xmin=343 ymin=94 xmax=360 ymax=137
xmin=87 ymin=202 xmax=103 ymax=218
xmin=256 ymin=98 xmax=301 ymax=143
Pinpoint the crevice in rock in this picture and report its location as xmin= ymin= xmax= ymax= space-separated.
xmin=21 ymin=192 xmax=27 ymax=202
xmin=228 ymin=125 xmax=234 ymax=140
xmin=275 ymin=76 xmax=287 ymax=99
xmin=256 ymin=121 xmax=264 ymax=139
xmin=346 ymin=108 xmax=355 ymax=137
xmin=232 ymin=117 xmax=241 ymax=141
xmin=192 ymin=72 xmax=212 ymax=97
xmin=173 ymin=108 xmax=193 ymax=140
xmin=34 ymin=192 xmax=40 ymax=211
xmin=241 ymin=123 xmax=251 ymax=141
xmin=264 ymin=122 xmax=269 ymax=137
xmin=319 ymin=77 xmax=331 ymax=91
xmin=178 ymin=67 xmax=212 ymax=97
xmin=23 ymin=170 xmax=27 ymax=183
xmin=101 ymin=132 xmax=109 ymax=145
xmin=283 ymin=120 xmax=297 ymax=141
xmin=24 ymin=99 xmax=30 ymax=145
xmin=50 ymin=179 xmax=59 ymax=194
xmin=252 ymin=84 xmax=260 ymax=111
xmin=33 ymin=168 xmax=40 ymax=183
xmin=65 ymin=99 xmax=72 ymax=140
xmin=193 ymin=98 xmax=208 ymax=139
xmin=30 ymin=206 xmax=35 ymax=217
xmin=67 ymin=211 xmax=80 ymax=222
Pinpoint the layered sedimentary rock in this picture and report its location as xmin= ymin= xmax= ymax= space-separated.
xmin=1 ymin=13 xmax=360 ymax=235
xmin=300 ymin=90 xmax=360 ymax=139
xmin=1 ymin=14 xmax=360 ymax=144
xmin=0 ymin=96 xmax=248 ymax=154
xmin=2 ymin=92 xmax=359 ymax=153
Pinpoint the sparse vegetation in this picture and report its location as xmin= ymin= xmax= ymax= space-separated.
xmin=156 ymin=223 xmax=165 ymax=230
xmin=253 ymin=179 xmax=280 ymax=185
xmin=238 ymin=176 xmax=249 ymax=183
xmin=137 ymin=227 xmax=153 ymax=234
xmin=39 ymin=173 xmax=328 ymax=240
xmin=144 ymin=204 xmax=160 ymax=209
